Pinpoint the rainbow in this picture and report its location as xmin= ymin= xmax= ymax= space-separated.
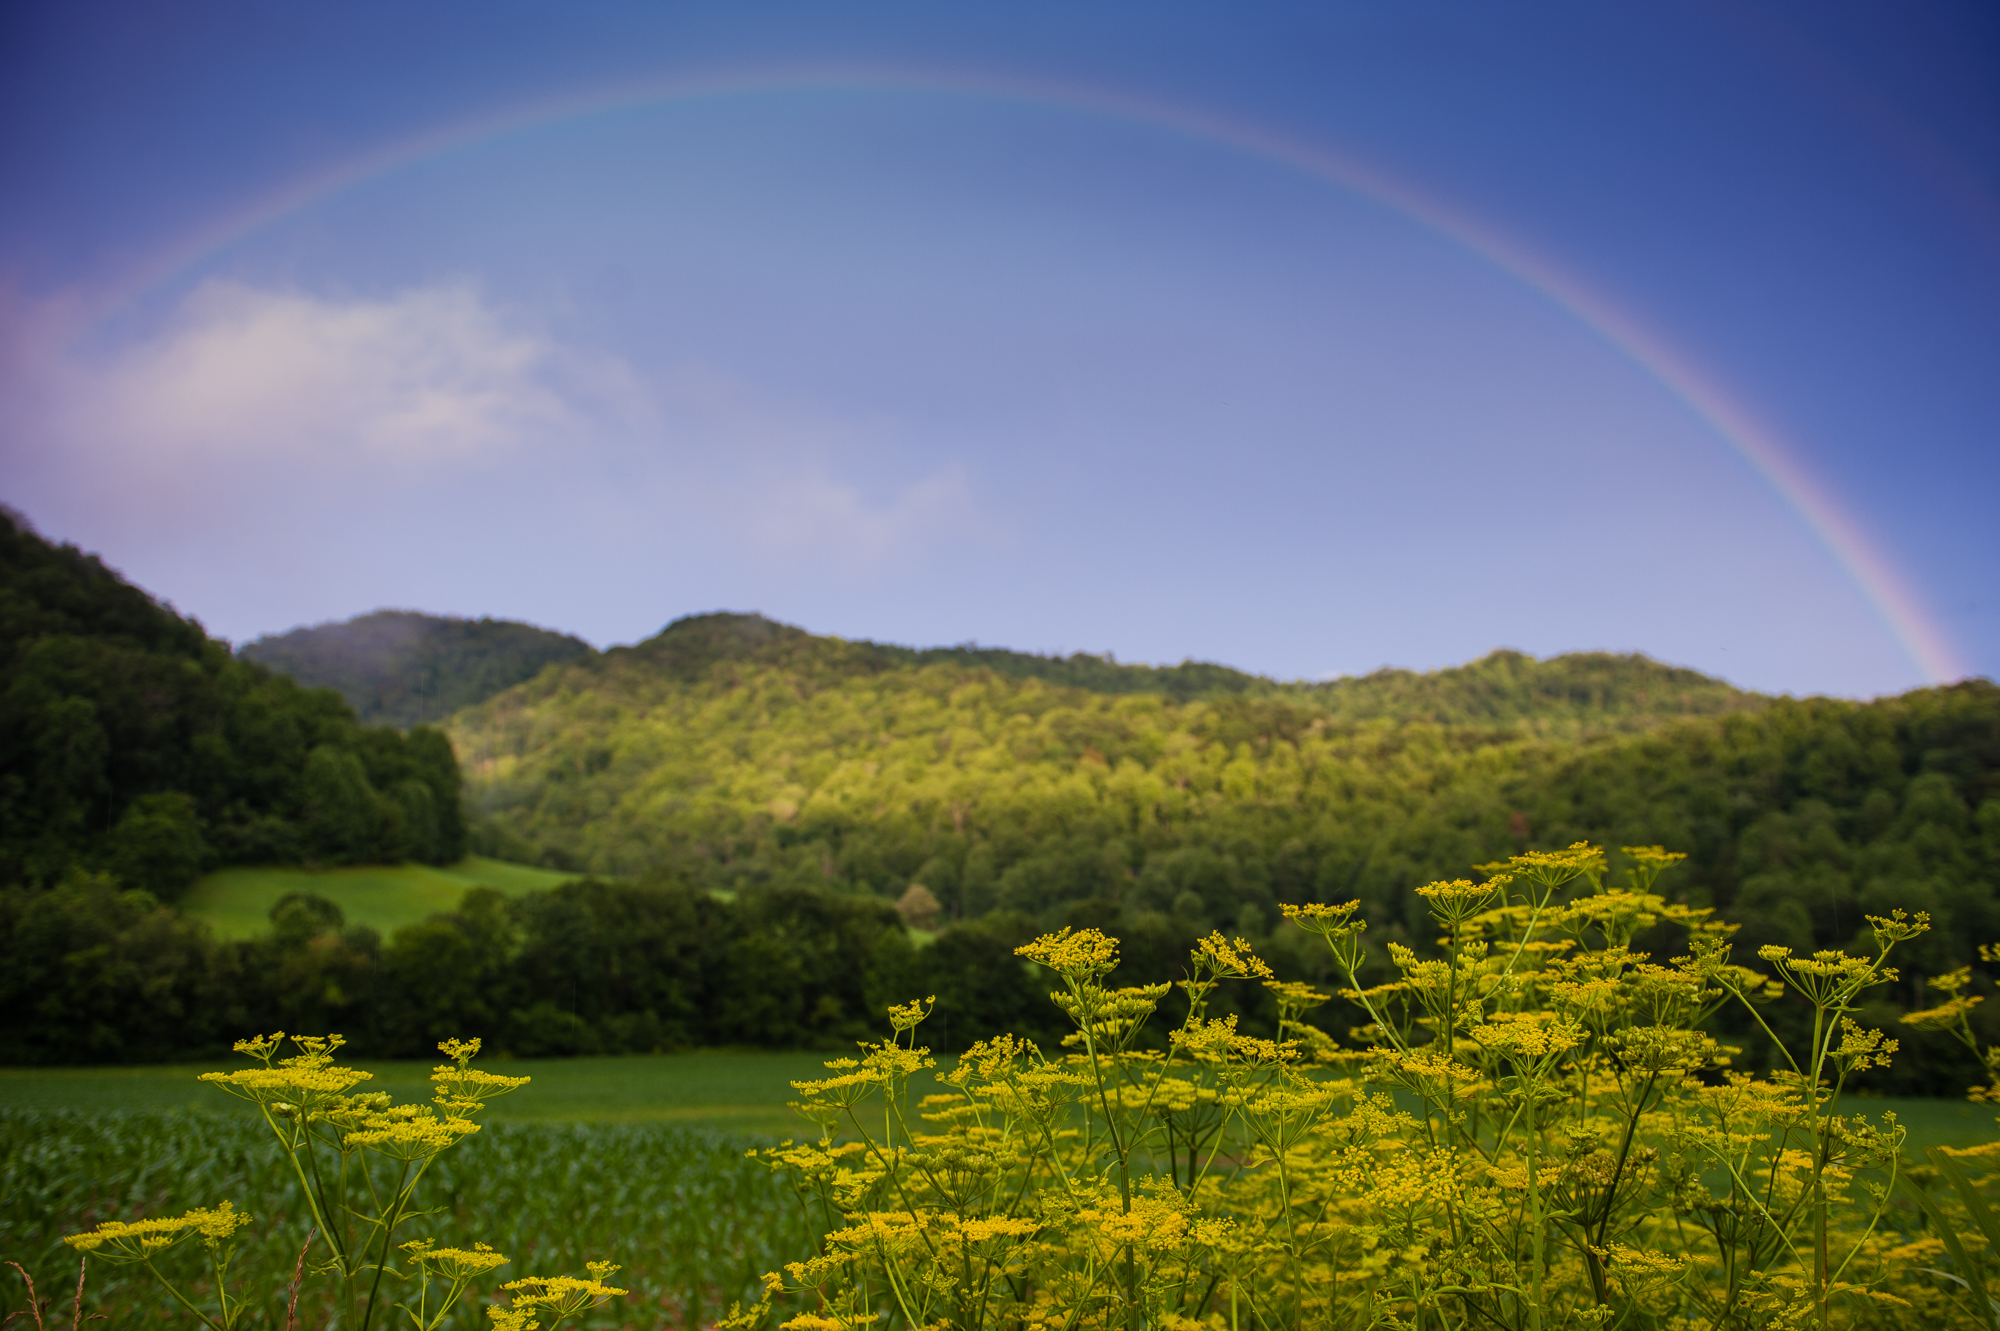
xmin=80 ymin=65 xmax=1965 ymax=685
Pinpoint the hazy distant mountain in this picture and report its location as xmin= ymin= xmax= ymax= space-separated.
xmin=239 ymin=610 xmax=595 ymax=728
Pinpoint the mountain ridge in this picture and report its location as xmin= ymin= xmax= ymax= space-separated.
xmin=239 ymin=604 xmax=1766 ymax=736
xmin=569 ymin=609 xmax=1768 ymax=725
xmin=444 ymin=605 xmax=1999 ymax=1032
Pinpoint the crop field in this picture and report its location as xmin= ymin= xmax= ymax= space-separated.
xmin=1 ymin=1109 xmax=799 ymax=1329
xmin=0 ymin=1052 xmax=1985 ymax=1152
xmin=180 ymin=856 xmax=584 ymax=939
xmin=0 ymin=1051 xmax=902 ymax=1328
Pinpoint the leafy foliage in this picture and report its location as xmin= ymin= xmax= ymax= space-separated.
xmin=239 ymin=610 xmax=594 ymax=729
xmin=0 ymin=512 xmax=466 ymax=892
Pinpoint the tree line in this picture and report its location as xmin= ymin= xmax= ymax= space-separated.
xmin=0 ymin=874 xmax=1064 ymax=1066
xmin=7 ymin=863 xmax=1998 ymax=1097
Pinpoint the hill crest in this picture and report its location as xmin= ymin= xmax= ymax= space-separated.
xmin=593 ymin=610 xmax=1763 ymax=727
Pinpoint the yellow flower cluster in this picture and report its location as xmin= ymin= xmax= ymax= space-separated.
xmin=402 ymin=1238 xmax=511 ymax=1280
xmin=198 ymin=1031 xmax=374 ymax=1112
xmin=57 ymin=1029 xmax=633 ymax=1331
xmin=1015 ymin=926 xmax=1120 ymax=979
xmin=344 ymin=1102 xmax=482 ymax=1159
xmin=497 ymin=1265 xmax=628 ymax=1322
xmin=65 ymin=1201 xmax=253 ymax=1261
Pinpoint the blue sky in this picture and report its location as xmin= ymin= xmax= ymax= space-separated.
xmin=2 ymin=1 xmax=1995 ymax=696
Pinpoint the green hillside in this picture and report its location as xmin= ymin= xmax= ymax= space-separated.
xmin=9 ymin=586 xmax=1999 ymax=1081
xmin=0 ymin=512 xmax=465 ymax=895
xmin=181 ymin=855 xmax=583 ymax=940
xmin=239 ymin=608 xmax=595 ymax=728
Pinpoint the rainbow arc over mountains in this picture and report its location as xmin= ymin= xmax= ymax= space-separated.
xmin=82 ymin=66 xmax=1964 ymax=685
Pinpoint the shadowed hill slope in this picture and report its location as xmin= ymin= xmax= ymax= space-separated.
xmin=0 ymin=513 xmax=466 ymax=893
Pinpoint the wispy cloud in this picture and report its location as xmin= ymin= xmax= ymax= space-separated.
xmin=7 ymin=280 xmax=986 ymax=584
xmin=746 ymin=462 xmax=980 ymax=573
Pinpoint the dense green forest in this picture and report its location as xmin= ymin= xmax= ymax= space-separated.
xmin=454 ymin=612 xmax=1767 ymax=884
xmin=239 ymin=608 xmax=594 ymax=727
xmin=0 ymin=511 xmax=465 ymax=895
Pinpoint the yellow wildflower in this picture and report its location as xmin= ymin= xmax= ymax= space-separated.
xmin=1281 ymin=900 xmax=1364 ymax=939
xmin=344 ymin=1104 xmax=480 ymax=1159
xmin=403 ymin=1238 xmax=511 ymax=1279
xmin=500 ymin=1267 xmax=627 ymax=1321
xmin=67 ymin=1202 xmax=253 ymax=1261
xmin=1016 ymin=928 xmax=1120 ymax=980
xmin=1192 ymin=931 xmax=1273 ymax=980
xmin=887 ymin=995 xmax=936 ymax=1032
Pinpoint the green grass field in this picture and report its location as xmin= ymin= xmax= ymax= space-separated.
xmin=181 ymin=855 xmax=583 ymax=939
xmin=0 ymin=1049 xmax=946 ymax=1136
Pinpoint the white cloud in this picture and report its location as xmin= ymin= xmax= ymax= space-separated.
xmin=9 ymin=279 xmax=988 ymax=587
xmin=58 ymin=280 xmax=633 ymax=468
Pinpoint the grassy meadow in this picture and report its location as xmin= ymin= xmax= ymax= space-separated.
xmin=180 ymin=855 xmax=583 ymax=939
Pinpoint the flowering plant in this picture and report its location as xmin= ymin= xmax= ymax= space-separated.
xmin=731 ymin=844 xmax=1997 ymax=1331
xmin=60 ymin=1035 xmax=622 ymax=1331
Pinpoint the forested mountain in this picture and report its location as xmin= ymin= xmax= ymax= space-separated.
xmin=0 ymin=512 xmax=465 ymax=895
xmin=455 ymin=613 xmax=1995 ymax=969
xmin=239 ymin=609 xmax=594 ymax=728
